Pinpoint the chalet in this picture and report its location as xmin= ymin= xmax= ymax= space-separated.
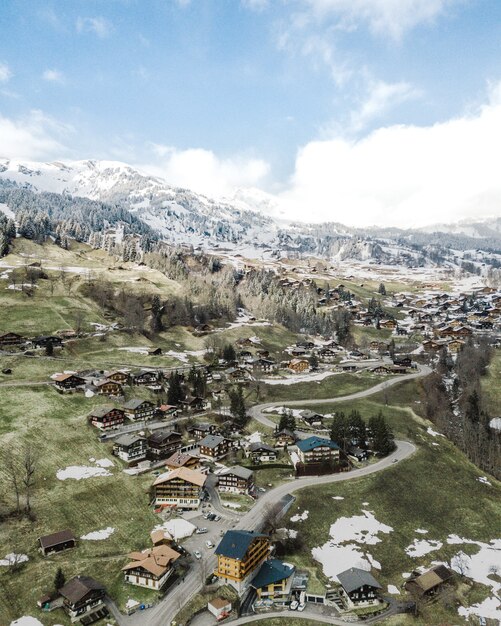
xmin=372 ymin=366 xmax=391 ymax=375
xmin=393 ymin=357 xmax=412 ymax=368
xmin=122 ymin=544 xmax=181 ymax=590
xmin=214 ymin=530 xmax=270 ymax=594
xmin=153 ymin=467 xmax=207 ymax=509
xmin=122 ymin=398 xmax=155 ymax=421
xmin=251 ymin=559 xmax=294 ymax=601
xmin=218 ymin=466 xmax=254 ymax=494
xmin=105 ymin=370 xmax=130 ymax=385
xmin=33 ymin=335 xmax=63 ymax=348
xmin=156 ymin=404 xmax=178 ymax=417
xmin=290 ymin=346 xmax=308 ymax=357
xmin=133 ymin=370 xmax=159 ymax=386
xmin=94 ymin=379 xmax=123 ymax=397
xmin=195 ymin=323 xmax=213 ymax=334
xmin=150 ymin=529 xmax=173 ymax=547
xmin=199 ymin=434 xmax=230 ymax=459
xmin=147 ymin=429 xmax=182 ymax=460
xmin=58 ymin=576 xmax=107 ymax=623
xmin=0 ymin=332 xmax=24 ymax=347
xmin=447 ymin=339 xmax=465 ymax=353
xmin=189 ymin=422 xmax=217 ymax=440
xmin=299 ymin=409 xmax=324 ymax=426
xmin=337 ymin=567 xmax=382 ymax=607
xmin=182 ymin=395 xmax=207 ymax=412
xmin=39 ymin=530 xmax=77 ymax=556
xmin=296 ymin=436 xmax=340 ymax=465
xmin=164 ymin=450 xmax=201 ymax=471
xmin=247 ymin=442 xmax=277 ymax=463
xmin=318 ymin=348 xmax=337 ymax=361
xmin=53 ymin=373 xmax=86 ymax=392
xmin=288 ymin=358 xmax=309 ymax=373
xmin=274 ymin=429 xmax=296 ymax=448
xmin=405 ymin=565 xmax=453 ymax=597
xmin=296 ymin=340 xmax=315 ymax=349
xmin=252 ymin=358 xmax=278 ymax=372
xmin=208 ymin=598 xmax=232 ymax=620
xmin=88 ymin=406 xmax=125 ymax=430
xmin=113 ymin=434 xmax=147 ymax=464
xmin=348 ymin=446 xmax=368 ymax=461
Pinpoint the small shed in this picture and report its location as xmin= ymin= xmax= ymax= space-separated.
xmin=208 ymin=597 xmax=232 ymax=619
xmin=39 ymin=529 xmax=77 ymax=556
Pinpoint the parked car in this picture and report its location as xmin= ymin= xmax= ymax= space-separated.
xmin=193 ymin=550 xmax=202 ymax=560
xmin=196 ymin=527 xmax=208 ymax=534
xmin=289 ymin=601 xmax=298 ymax=611
xmin=205 ymin=540 xmax=214 ymax=549
xmin=297 ymin=603 xmax=306 ymax=612
xmin=213 ymin=515 xmax=221 ymax=521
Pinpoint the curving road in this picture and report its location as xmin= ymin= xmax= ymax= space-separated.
xmin=117 ymin=364 xmax=430 ymax=626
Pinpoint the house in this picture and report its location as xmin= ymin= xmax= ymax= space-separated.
xmin=208 ymin=597 xmax=232 ymax=620
xmin=393 ymin=357 xmax=412 ymax=368
xmin=122 ymin=398 xmax=155 ymax=421
xmin=218 ymin=466 xmax=254 ymax=494
xmin=379 ymin=319 xmax=397 ymax=330
xmin=150 ymin=529 xmax=173 ymax=547
xmin=0 ymin=332 xmax=24 ymax=347
xmin=251 ymin=559 xmax=295 ymax=600
xmin=274 ymin=429 xmax=296 ymax=448
xmin=337 ymin=567 xmax=382 ymax=607
xmin=188 ymin=422 xmax=217 ymax=440
xmin=447 ymin=339 xmax=465 ymax=353
xmin=299 ymin=409 xmax=324 ymax=426
xmin=153 ymin=467 xmax=207 ymax=509
xmin=372 ymin=366 xmax=391 ymax=375
xmin=88 ymin=406 xmax=125 ymax=430
xmin=122 ymin=544 xmax=181 ymax=590
xmin=199 ymin=434 xmax=230 ymax=459
xmin=296 ymin=436 xmax=340 ymax=465
xmin=348 ymin=446 xmax=368 ymax=462
xmin=214 ymin=530 xmax=270 ymax=594
xmin=105 ymin=370 xmax=130 ymax=385
xmin=156 ymin=404 xmax=178 ymax=418
xmin=53 ymin=373 xmax=85 ymax=392
xmin=318 ymin=348 xmax=337 ymax=361
xmin=405 ymin=565 xmax=453 ymax=597
xmin=33 ymin=335 xmax=63 ymax=349
xmin=164 ymin=450 xmax=201 ymax=471
xmin=133 ymin=370 xmax=159 ymax=386
xmin=94 ymin=379 xmax=123 ymax=397
xmin=247 ymin=442 xmax=277 ymax=463
xmin=58 ymin=576 xmax=107 ymax=623
xmin=288 ymin=358 xmax=309 ymax=373
xmin=113 ymin=434 xmax=147 ymax=464
xmin=182 ymin=395 xmax=207 ymax=412
xmin=39 ymin=530 xmax=77 ymax=556
xmin=252 ymin=358 xmax=278 ymax=373
xmin=147 ymin=429 xmax=182 ymax=460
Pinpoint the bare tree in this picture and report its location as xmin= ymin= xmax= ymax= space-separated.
xmin=22 ymin=445 xmax=37 ymax=515
xmin=2 ymin=451 xmax=22 ymax=515
xmin=451 ymin=552 xmax=469 ymax=577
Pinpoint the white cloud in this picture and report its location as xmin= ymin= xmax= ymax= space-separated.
xmin=141 ymin=146 xmax=270 ymax=198
xmin=277 ymin=82 xmax=501 ymax=228
xmin=349 ymin=79 xmax=421 ymax=131
xmin=242 ymin=0 xmax=270 ymax=10
xmin=0 ymin=62 xmax=12 ymax=83
xmin=300 ymin=0 xmax=459 ymax=40
xmin=0 ymin=110 xmax=72 ymax=160
xmin=76 ymin=16 xmax=113 ymax=38
xmin=42 ymin=69 xmax=65 ymax=83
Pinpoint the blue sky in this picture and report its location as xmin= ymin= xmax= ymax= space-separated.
xmin=1 ymin=0 xmax=501 ymax=227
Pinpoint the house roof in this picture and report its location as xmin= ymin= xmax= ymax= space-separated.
xmin=114 ymin=434 xmax=145 ymax=447
xmin=251 ymin=559 xmax=294 ymax=590
xmin=199 ymin=434 xmax=225 ymax=448
xmin=220 ymin=465 xmax=254 ymax=480
xmin=53 ymin=373 xmax=83 ymax=382
xmin=410 ymin=565 xmax=452 ymax=592
xmin=123 ymin=398 xmax=151 ymax=410
xmin=296 ymin=436 xmax=339 ymax=453
xmin=58 ymin=576 xmax=104 ymax=603
xmin=337 ymin=567 xmax=382 ymax=593
xmin=248 ymin=442 xmax=275 ymax=453
xmin=148 ymin=429 xmax=181 ymax=445
xmin=215 ymin=530 xmax=267 ymax=560
xmin=122 ymin=545 xmax=180 ymax=577
xmin=165 ymin=450 xmax=199 ymax=468
xmin=88 ymin=405 xmax=119 ymax=418
xmin=39 ymin=529 xmax=76 ymax=549
xmin=209 ymin=597 xmax=232 ymax=610
xmin=153 ymin=466 xmax=207 ymax=487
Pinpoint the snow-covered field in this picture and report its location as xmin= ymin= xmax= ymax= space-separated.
xmin=56 ymin=463 xmax=112 ymax=480
xmin=81 ymin=527 xmax=115 ymax=541
xmin=290 ymin=509 xmax=309 ymax=522
xmin=0 ymin=553 xmax=29 ymax=567
xmin=405 ymin=538 xmax=443 ymax=557
xmin=262 ymin=370 xmax=335 ymax=385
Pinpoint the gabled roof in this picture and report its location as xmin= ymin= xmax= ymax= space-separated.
xmin=148 ymin=429 xmax=181 ymax=445
xmin=122 ymin=544 xmax=180 ymax=578
xmin=58 ymin=576 xmax=104 ymax=603
xmin=123 ymin=398 xmax=152 ymax=410
xmin=251 ymin=559 xmax=294 ymax=590
xmin=114 ymin=433 xmax=146 ymax=447
xmin=165 ymin=450 xmax=199 ymax=468
xmin=248 ymin=442 xmax=276 ymax=453
xmin=88 ymin=405 xmax=120 ymax=418
xmin=215 ymin=530 xmax=267 ymax=560
xmin=199 ymin=434 xmax=225 ymax=448
xmin=337 ymin=567 xmax=382 ymax=593
xmin=296 ymin=436 xmax=339 ymax=452
xmin=153 ymin=466 xmax=206 ymax=487
xmin=220 ymin=465 xmax=253 ymax=480
xmin=39 ymin=529 xmax=76 ymax=549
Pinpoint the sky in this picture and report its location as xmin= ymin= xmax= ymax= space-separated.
xmin=1 ymin=0 xmax=501 ymax=228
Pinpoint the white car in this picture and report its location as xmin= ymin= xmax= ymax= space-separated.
xmin=297 ymin=603 xmax=306 ymax=612
xmin=205 ymin=540 xmax=214 ymax=548
xmin=289 ymin=601 xmax=298 ymax=611
xmin=193 ymin=550 xmax=202 ymax=560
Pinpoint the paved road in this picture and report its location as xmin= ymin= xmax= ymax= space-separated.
xmin=110 ymin=365 xmax=430 ymax=626
xmin=249 ymin=364 xmax=431 ymax=429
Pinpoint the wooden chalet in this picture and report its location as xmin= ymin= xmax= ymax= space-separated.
xmin=247 ymin=442 xmax=277 ymax=462
xmin=274 ymin=429 xmax=296 ymax=448
xmin=122 ymin=398 xmax=155 ymax=421
xmin=153 ymin=467 xmax=207 ymax=509
xmin=58 ymin=576 xmax=107 ymax=623
xmin=199 ymin=434 xmax=230 ymax=459
xmin=94 ymin=379 xmax=123 ymax=397
xmin=218 ymin=466 xmax=254 ymax=494
xmin=288 ymin=358 xmax=309 ymax=373
xmin=0 ymin=332 xmax=24 ymax=347
xmin=88 ymin=406 xmax=125 ymax=430
xmin=337 ymin=567 xmax=382 ymax=607
xmin=188 ymin=422 xmax=217 ymax=440
xmin=133 ymin=370 xmax=159 ymax=386
xmin=164 ymin=450 xmax=201 ymax=471
xmin=105 ymin=370 xmax=130 ymax=385
xmin=123 ymin=545 xmax=181 ymax=590
xmin=39 ymin=529 xmax=77 ymax=556
xmin=299 ymin=409 xmax=324 ymax=426
xmin=147 ymin=429 xmax=182 ymax=460
xmin=113 ymin=434 xmax=147 ymax=464
xmin=405 ymin=565 xmax=453 ymax=597
xmin=53 ymin=373 xmax=86 ymax=392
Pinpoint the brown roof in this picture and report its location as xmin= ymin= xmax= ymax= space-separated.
xmin=408 ymin=566 xmax=452 ymax=593
xmin=122 ymin=545 xmax=181 ymax=578
xmin=154 ymin=466 xmax=206 ymax=487
xmin=59 ymin=576 xmax=104 ymax=603
xmin=39 ymin=529 xmax=76 ymax=549
xmin=150 ymin=529 xmax=173 ymax=544
xmin=209 ymin=597 xmax=232 ymax=609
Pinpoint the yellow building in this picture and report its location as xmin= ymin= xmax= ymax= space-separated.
xmin=251 ymin=559 xmax=294 ymax=600
xmin=214 ymin=530 xmax=270 ymax=595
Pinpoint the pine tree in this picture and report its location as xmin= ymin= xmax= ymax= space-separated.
xmin=330 ymin=412 xmax=348 ymax=450
xmin=378 ymin=283 xmax=386 ymax=295
xmin=229 ymin=386 xmax=247 ymax=427
xmin=348 ymin=410 xmax=366 ymax=448
xmin=222 ymin=344 xmax=236 ymax=362
xmin=150 ymin=295 xmax=164 ymax=333
xmin=54 ymin=567 xmax=65 ymax=591
xmin=167 ymin=372 xmax=185 ymax=405
xmin=368 ymin=412 xmax=396 ymax=456
xmin=310 ymin=352 xmax=319 ymax=370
